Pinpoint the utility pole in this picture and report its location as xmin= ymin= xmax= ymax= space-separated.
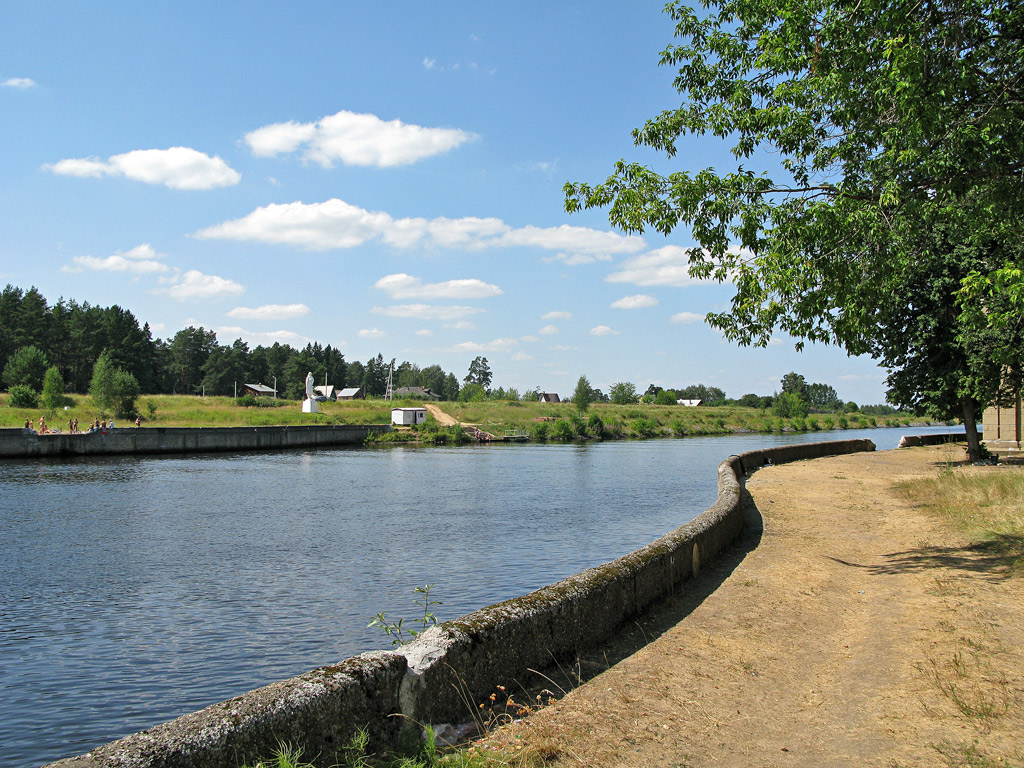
xmin=273 ymin=376 xmax=277 ymax=399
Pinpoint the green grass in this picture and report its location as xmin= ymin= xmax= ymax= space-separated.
xmin=2 ymin=391 xmax=932 ymax=441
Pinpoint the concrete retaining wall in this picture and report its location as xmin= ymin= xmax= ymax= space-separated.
xmin=0 ymin=425 xmax=389 ymax=458
xmin=46 ymin=438 xmax=875 ymax=768
xmin=896 ymin=432 xmax=964 ymax=448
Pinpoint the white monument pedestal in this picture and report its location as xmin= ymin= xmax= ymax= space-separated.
xmin=302 ymin=398 xmax=318 ymax=413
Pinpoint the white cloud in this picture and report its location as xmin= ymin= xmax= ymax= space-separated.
xmin=358 ymin=328 xmax=387 ymax=339
xmin=422 ymin=58 xmax=437 ymax=70
xmin=451 ymin=338 xmax=519 ymax=353
xmin=2 ymin=77 xmax=37 ymax=89
xmin=374 ymin=273 xmax=502 ymax=300
xmin=414 ymin=329 xmax=434 ymax=337
xmin=520 ymin=335 xmax=539 ymax=343
xmin=165 ymin=270 xmax=245 ymax=301
xmin=244 ymin=109 xmax=475 ymax=168
xmin=767 ymin=337 xmax=783 ymax=346
xmin=539 ymin=325 xmax=559 ymax=335
xmin=590 ymin=325 xmax=620 ymax=336
xmin=541 ymin=311 xmax=571 ymax=320
xmin=194 ymin=198 xmax=643 ymax=258
xmin=63 ymin=243 xmax=171 ymax=275
xmin=543 ymin=252 xmax=613 ymax=266
xmin=227 ymin=303 xmax=310 ymax=320
xmin=445 ymin=320 xmax=477 ymax=330
xmin=611 ymin=294 xmax=658 ymax=309
xmin=606 ymin=245 xmax=711 ymax=287
xmin=46 ymin=147 xmax=240 ymax=190
xmin=511 ymin=351 xmax=534 ymax=361
xmin=670 ymin=311 xmax=705 ymax=324
xmin=372 ymin=304 xmax=485 ymax=321
xmin=214 ymin=325 xmax=311 ymax=347
xmin=548 ymin=345 xmax=578 ymax=351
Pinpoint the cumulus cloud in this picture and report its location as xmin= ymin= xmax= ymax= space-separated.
xmin=46 ymin=147 xmax=240 ymax=190
xmin=607 ymin=244 xmax=747 ymax=287
xmin=194 ymin=198 xmax=644 ymax=258
xmin=227 ymin=303 xmax=310 ymax=320
xmin=590 ymin=325 xmax=620 ymax=336
xmin=611 ymin=294 xmax=658 ymax=309
xmin=2 ymin=77 xmax=37 ymax=89
xmin=511 ymin=351 xmax=534 ymax=361
xmin=164 ymin=270 xmax=245 ymax=301
xmin=63 ymin=243 xmax=169 ymax=274
xmin=244 ymin=109 xmax=475 ymax=168
xmin=358 ymin=328 xmax=387 ymax=339
xmin=214 ymin=325 xmax=310 ymax=347
xmin=542 ymin=311 xmax=571 ymax=320
xmin=374 ymin=273 xmax=502 ymax=300
xmin=538 ymin=325 xmax=559 ymax=335
xmin=451 ymin=338 xmax=519 ymax=353
xmin=414 ymin=329 xmax=434 ymax=337
xmin=372 ymin=304 xmax=485 ymax=321
xmin=670 ymin=311 xmax=705 ymax=324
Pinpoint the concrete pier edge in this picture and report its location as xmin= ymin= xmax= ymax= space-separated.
xmin=44 ymin=438 xmax=876 ymax=768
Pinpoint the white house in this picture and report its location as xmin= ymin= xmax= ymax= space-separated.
xmin=391 ymin=407 xmax=427 ymax=426
xmin=676 ymin=399 xmax=703 ymax=407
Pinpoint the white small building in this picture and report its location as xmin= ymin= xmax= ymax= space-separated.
xmin=676 ymin=399 xmax=703 ymax=407
xmin=391 ymin=407 xmax=427 ymax=426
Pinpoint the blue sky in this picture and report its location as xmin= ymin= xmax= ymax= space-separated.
xmin=1 ymin=1 xmax=891 ymax=403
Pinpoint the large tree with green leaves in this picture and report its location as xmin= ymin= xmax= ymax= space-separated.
xmin=565 ymin=0 xmax=1024 ymax=459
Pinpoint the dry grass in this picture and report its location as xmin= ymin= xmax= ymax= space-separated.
xmin=894 ymin=464 xmax=1024 ymax=576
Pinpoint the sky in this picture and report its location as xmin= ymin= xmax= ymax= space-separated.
xmin=0 ymin=1 xmax=893 ymax=404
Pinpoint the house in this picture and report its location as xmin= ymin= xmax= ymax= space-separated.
xmin=676 ymin=399 xmax=703 ymax=407
xmin=243 ymin=383 xmax=277 ymax=398
xmin=314 ymin=385 xmax=337 ymax=401
xmin=391 ymin=407 xmax=427 ymax=426
xmin=538 ymin=393 xmax=560 ymax=403
xmin=337 ymin=387 xmax=364 ymax=400
xmin=394 ymin=386 xmax=441 ymax=400
xmin=983 ymin=397 xmax=1022 ymax=449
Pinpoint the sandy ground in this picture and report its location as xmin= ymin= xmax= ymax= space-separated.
xmin=483 ymin=445 xmax=1024 ymax=768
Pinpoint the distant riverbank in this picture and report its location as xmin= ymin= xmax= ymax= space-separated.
xmin=0 ymin=392 xmax=949 ymax=443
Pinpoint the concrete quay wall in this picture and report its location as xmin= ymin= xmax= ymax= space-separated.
xmin=46 ymin=438 xmax=876 ymax=768
xmin=0 ymin=424 xmax=389 ymax=458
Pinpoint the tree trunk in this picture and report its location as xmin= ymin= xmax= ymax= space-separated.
xmin=961 ymin=398 xmax=982 ymax=463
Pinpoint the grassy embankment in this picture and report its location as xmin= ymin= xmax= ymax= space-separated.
xmin=0 ymin=392 xmax=938 ymax=438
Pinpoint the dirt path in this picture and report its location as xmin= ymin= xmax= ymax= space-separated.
xmin=486 ymin=446 xmax=1024 ymax=767
xmin=424 ymin=403 xmax=460 ymax=427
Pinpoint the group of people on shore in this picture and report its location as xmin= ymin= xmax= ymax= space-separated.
xmin=23 ymin=417 xmax=137 ymax=435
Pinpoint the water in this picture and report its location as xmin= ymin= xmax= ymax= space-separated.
xmin=0 ymin=425 xmax=958 ymax=766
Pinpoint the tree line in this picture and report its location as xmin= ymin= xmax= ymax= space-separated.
xmin=0 ymin=285 xmax=466 ymax=401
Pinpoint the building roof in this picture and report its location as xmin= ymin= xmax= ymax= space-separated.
xmin=539 ymin=392 xmax=560 ymax=403
xmin=394 ymin=386 xmax=441 ymax=399
xmin=337 ymin=387 xmax=363 ymax=397
xmin=244 ymin=383 xmax=277 ymax=394
xmin=314 ymin=385 xmax=336 ymax=397
xmin=676 ymin=399 xmax=703 ymax=406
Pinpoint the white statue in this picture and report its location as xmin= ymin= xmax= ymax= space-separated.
xmin=302 ymin=371 xmax=318 ymax=413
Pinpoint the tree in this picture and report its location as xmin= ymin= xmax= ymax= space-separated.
xmin=565 ymin=0 xmax=1024 ymax=460
xmin=805 ymin=383 xmax=842 ymax=411
xmin=774 ymin=392 xmax=809 ymax=419
xmin=90 ymin=351 xmax=141 ymax=418
xmin=464 ymin=356 xmax=492 ymax=389
xmin=572 ymin=375 xmax=594 ymax=413
xmin=609 ymin=381 xmax=638 ymax=404
xmin=780 ymin=373 xmax=807 ymax=399
xmin=2 ymin=345 xmax=49 ymax=390
xmin=41 ymin=366 xmax=66 ymax=414
xmin=655 ymin=389 xmax=677 ymax=405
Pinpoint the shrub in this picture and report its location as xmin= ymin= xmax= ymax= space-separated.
xmin=586 ymin=413 xmax=604 ymax=438
xmin=531 ymin=421 xmax=549 ymax=441
xmin=550 ymin=418 xmax=575 ymax=441
xmin=630 ymin=417 xmax=658 ymax=438
xmin=838 ymin=416 xmax=848 ymax=429
xmin=236 ymin=393 xmax=258 ymax=407
xmin=41 ymin=366 xmax=67 ymax=413
xmin=8 ymin=384 xmax=38 ymax=409
xmin=568 ymin=412 xmax=586 ymax=437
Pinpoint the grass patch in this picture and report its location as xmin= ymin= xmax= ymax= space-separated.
xmin=894 ymin=466 xmax=1024 ymax=576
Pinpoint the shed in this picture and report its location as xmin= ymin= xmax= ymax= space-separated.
xmin=314 ymin=385 xmax=337 ymax=401
xmin=243 ymin=383 xmax=277 ymax=398
xmin=538 ymin=392 xmax=560 ymax=403
xmin=676 ymin=399 xmax=703 ymax=407
xmin=391 ymin=407 xmax=427 ymax=426
xmin=337 ymin=387 xmax=364 ymax=400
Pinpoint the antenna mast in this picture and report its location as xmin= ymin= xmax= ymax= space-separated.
xmin=385 ymin=359 xmax=395 ymax=401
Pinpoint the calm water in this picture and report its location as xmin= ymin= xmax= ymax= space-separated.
xmin=0 ymin=426 xmax=958 ymax=767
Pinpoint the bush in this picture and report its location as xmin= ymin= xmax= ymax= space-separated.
xmin=42 ymin=366 xmax=68 ymax=413
xmin=550 ymin=418 xmax=575 ymax=441
xmin=3 ymin=346 xmax=49 ymax=390
xmin=568 ymin=412 xmax=586 ymax=437
xmin=236 ymin=393 xmax=258 ymax=407
xmin=8 ymin=384 xmax=38 ymax=409
xmin=531 ymin=421 xmax=549 ymax=441
xmin=586 ymin=413 xmax=604 ymax=438
xmin=630 ymin=417 xmax=658 ymax=438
